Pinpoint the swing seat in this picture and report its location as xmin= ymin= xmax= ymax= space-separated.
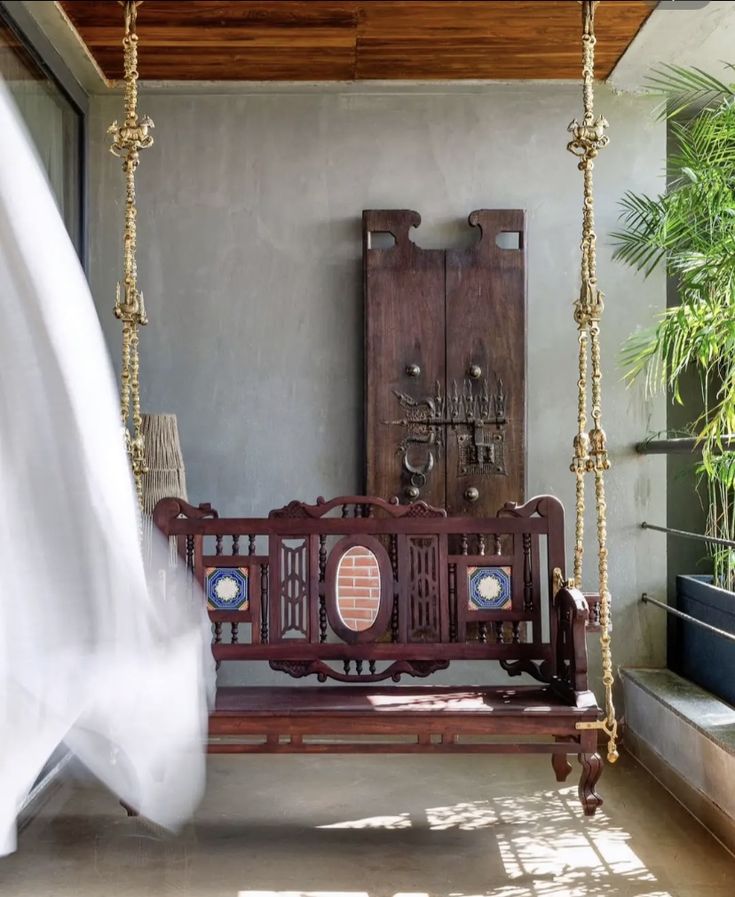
xmin=154 ymin=493 xmax=605 ymax=816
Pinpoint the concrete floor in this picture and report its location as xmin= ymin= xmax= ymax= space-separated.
xmin=0 ymin=752 xmax=733 ymax=897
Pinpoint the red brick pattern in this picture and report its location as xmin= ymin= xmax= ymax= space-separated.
xmin=336 ymin=545 xmax=381 ymax=632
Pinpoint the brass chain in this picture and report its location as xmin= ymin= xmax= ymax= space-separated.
xmin=566 ymin=0 xmax=618 ymax=763
xmin=108 ymin=0 xmax=153 ymax=509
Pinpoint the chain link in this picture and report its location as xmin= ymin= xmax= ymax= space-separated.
xmin=566 ymin=0 xmax=618 ymax=764
xmin=108 ymin=1 xmax=152 ymax=507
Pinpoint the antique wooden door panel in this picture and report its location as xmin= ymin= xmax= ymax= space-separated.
xmin=364 ymin=208 xmax=525 ymax=512
xmin=445 ymin=210 xmax=525 ymax=516
xmin=363 ymin=210 xmax=445 ymax=507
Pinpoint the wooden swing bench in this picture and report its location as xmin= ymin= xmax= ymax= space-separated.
xmin=154 ymin=493 xmax=605 ymax=815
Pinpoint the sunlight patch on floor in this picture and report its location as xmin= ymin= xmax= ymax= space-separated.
xmin=237 ymin=891 xmax=436 ymax=897
xmin=239 ymin=892 xmax=673 ymax=897
xmin=317 ymin=813 xmax=411 ymax=830
xmin=238 ymin=893 xmax=372 ymax=897
xmin=309 ymin=787 xmax=674 ymax=897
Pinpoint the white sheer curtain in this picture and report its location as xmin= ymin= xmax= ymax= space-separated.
xmin=0 ymin=15 xmax=81 ymax=250
xmin=0 ymin=81 xmax=213 ymax=857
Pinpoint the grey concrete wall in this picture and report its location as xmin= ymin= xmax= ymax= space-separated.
xmin=87 ymin=83 xmax=667 ymax=682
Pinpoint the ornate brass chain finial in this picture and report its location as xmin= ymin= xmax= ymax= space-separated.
xmin=567 ymin=0 xmax=618 ymax=764
xmin=108 ymin=0 xmax=153 ymax=508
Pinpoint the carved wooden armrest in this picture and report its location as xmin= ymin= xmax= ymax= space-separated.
xmin=153 ymin=497 xmax=219 ymax=534
xmin=554 ymin=586 xmax=590 ymax=694
xmin=557 ymin=585 xmax=589 ymax=619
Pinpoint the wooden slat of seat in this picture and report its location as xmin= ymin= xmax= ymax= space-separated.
xmin=213 ymin=685 xmax=599 ymax=717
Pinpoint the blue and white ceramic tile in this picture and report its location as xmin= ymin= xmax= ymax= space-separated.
xmin=468 ymin=565 xmax=511 ymax=611
xmin=206 ymin=567 xmax=249 ymax=611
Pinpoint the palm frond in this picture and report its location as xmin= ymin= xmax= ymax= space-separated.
xmin=645 ymin=64 xmax=735 ymax=118
xmin=616 ymin=63 xmax=735 ymax=584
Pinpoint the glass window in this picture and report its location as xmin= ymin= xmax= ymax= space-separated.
xmin=0 ymin=14 xmax=83 ymax=254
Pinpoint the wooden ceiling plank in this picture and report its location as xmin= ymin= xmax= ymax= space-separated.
xmin=61 ymin=1 xmax=360 ymax=28
xmin=92 ymin=49 xmax=356 ymax=82
xmin=58 ymin=0 xmax=653 ymax=82
xmin=80 ymin=28 xmax=356 ymax=50
xmin=357 ymin=0 xmax=652 ymax=35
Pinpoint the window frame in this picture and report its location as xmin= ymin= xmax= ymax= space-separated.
xmin=0 ymin=1 xmax=88 ymax=270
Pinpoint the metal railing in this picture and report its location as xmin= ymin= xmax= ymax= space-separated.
xmin=640 ymin=521 xmax=735 ymax=645
xmin=640 ymin=521 xmax=735 ymax=550
xmin=641 ymin=593 xmax=735 ymax=645
xmin=635 ymin=435 xmax=735 ymax=454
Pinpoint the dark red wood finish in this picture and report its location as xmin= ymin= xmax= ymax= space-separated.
xmin=154 ymin=494 xmax=604 ymax=815
xmin=363 ymin=210 xmax=446 ymax=510
xmin=363 ymin=210 xmax=525 ymax=518
xmin=445 ymin=210 xmax=526 ymax=515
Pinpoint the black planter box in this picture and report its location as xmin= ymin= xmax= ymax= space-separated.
xmin=674 ymin=574 xmax=735 ymax=707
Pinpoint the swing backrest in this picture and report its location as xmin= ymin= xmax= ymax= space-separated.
xmin=153 ymin=494 xmax=570 ymax=683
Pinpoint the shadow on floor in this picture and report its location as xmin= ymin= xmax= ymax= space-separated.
xmin=0 ymin=752 xmax=732 ymax=897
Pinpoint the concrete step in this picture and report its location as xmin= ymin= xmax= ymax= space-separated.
xmin=622 ymin=667 xmax=735 ymax=856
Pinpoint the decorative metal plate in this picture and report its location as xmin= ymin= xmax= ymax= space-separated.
xmin=385 ymin=375 xmax=508 ymax=497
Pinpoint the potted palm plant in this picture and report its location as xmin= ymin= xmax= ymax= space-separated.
xmin=613 ymin=64 xmax=735 ymax=703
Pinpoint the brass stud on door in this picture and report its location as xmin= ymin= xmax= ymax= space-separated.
xmin=405 ymin=363 xmax=421 ymax=377
xmin=467 ymin=364 xmax=482 ymax=380
xmin=464 ymin=486 xmax=480 ymax=503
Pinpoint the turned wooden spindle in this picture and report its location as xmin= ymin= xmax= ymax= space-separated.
xmin=391 ymin=592 xmax=399 ymax=642
xmin=319 ymin=596 xmax=327 ymax=643
xmin=260 ymin=563 xmax=269 ymax=642
xmin=523 ymin=533 xmax=533 ymax=611
xmin=448 ymin=562 xmax=457 ymax=642
xmin=389 ymin=534 xmax=398 ymax=578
